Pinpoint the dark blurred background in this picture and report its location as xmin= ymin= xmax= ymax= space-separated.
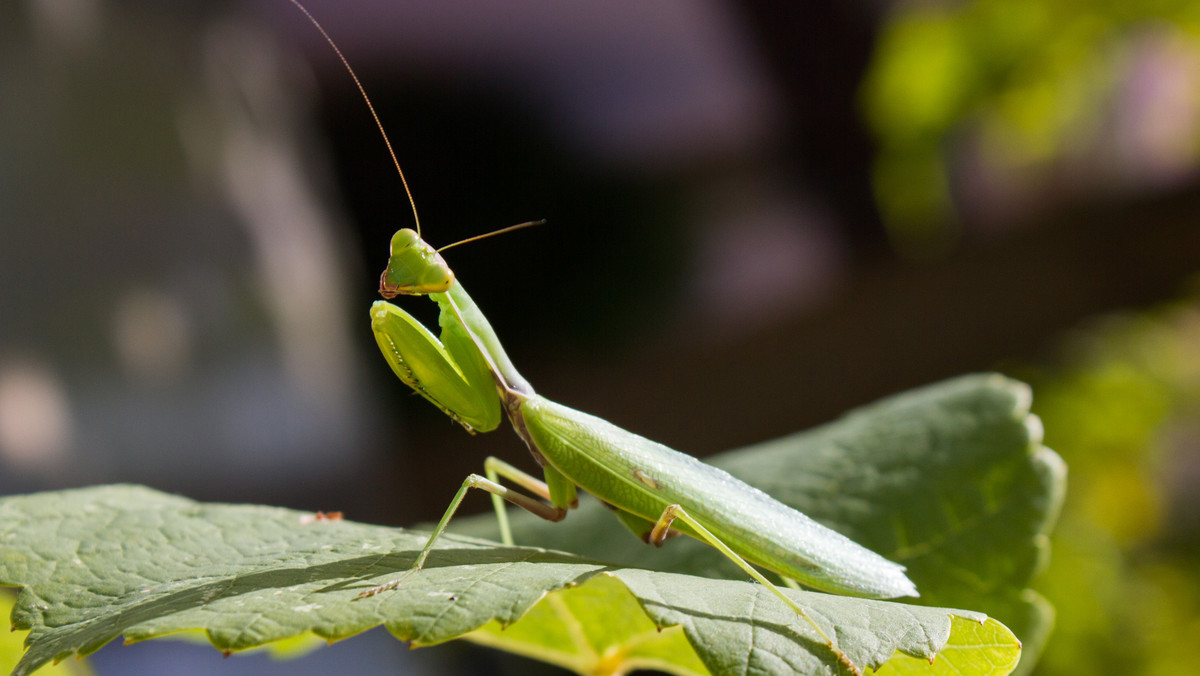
xmin=2 ymin=0 xmax=1198 ymax=674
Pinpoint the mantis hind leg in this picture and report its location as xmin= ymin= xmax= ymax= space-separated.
xmin=607 ymin=508 xmax=683 ymax=544
xmin=358 ymin=468 xmax=567 ymax=599
xmin=649 ymin=504 xmax=861 ymax=676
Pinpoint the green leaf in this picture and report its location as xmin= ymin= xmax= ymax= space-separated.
xmin=0 ymin=591 xmax=90 ymax=676
xmin=463 ymin=574 xmax=707 ymax=675
xmin=0 ymin=484 xmax=1019 ymax=676
xmin=872 ymin=616 xmax=1020 ymax=675
xmin=457 ymin=373 xmax=1064 ymax=671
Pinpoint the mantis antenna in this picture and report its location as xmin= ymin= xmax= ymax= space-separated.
xmin=286 ymin=0 xmax=422 ymax=236
xmin=437 ymin=220 xmax=546 ymax=253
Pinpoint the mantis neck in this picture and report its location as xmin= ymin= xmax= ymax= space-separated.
xmin=436 ymin=280 xmax=534 ymax=397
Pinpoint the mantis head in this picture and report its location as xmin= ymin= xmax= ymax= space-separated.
xmin=379 ymin=228 xmax=455 ymax=298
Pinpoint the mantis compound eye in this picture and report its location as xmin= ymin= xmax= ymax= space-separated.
xmin=389 ymin=228 xmax=421 ymax=254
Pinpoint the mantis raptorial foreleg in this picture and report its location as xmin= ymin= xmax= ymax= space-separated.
xmin=358 ymin=462 xmax=567 ymax=598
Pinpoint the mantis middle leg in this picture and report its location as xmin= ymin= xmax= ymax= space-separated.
xmin=358 ymin=457 xmax=568 ymax=598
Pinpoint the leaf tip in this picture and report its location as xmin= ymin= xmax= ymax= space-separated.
xmin=1024 ymin=414 xmax=1045 ymax=445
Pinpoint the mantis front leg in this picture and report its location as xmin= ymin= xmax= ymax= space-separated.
xmin=357 ymin=457 xmax=569 ymax=598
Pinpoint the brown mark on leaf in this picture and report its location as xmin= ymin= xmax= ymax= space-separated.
xmin=300 ymin=511 xmax=344 ymax=525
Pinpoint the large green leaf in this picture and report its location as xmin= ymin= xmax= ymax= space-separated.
xmin=0 ymin=592 xmax=88 ymax=676
xmin=457 ymin=373 xmax=1065 ymax=672
xmin=0 ymin=485 xmax=1018 ymax=675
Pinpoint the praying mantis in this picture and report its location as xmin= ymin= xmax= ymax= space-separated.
xmin=287 ymin=2 xmax=917 ymax=673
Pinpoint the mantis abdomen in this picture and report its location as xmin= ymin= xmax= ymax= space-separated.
xmin=520 ymin=395 xmax=918 ymax=599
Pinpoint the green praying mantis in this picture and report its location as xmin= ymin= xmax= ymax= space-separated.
xmin=288 ymin=1 xmax=917 ymax=672
xmin=366 ymin=236 xmax=916 ymax=674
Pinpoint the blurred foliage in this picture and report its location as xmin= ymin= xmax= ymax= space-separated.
xmin=862 ymin=0 xmax=1200 ymax=254
xmin=865 ymin=8 xmax=1200 ymax=668
xmin=1019 ymin=291 xmax=1200 ymax=675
